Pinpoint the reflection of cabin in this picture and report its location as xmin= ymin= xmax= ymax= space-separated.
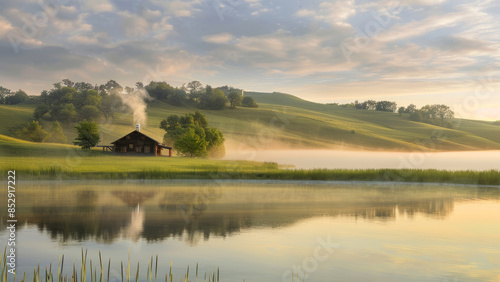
xmin=111 ymin=125 xmax=172 ymax=157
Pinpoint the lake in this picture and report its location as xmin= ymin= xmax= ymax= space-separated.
xmin=224 ymin=150 xmax=500 ymax=170
xmin=1 ymin=180 xmax=499 ymax=281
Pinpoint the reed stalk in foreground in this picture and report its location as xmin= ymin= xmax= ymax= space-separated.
xmin=0 ymin=248 xmax=220 ymax=282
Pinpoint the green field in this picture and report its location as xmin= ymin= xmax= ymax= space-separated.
xmin=1 ymin=134 xmax=499 ymax=185
xmin=1 ymin=92 xmax=499 ymax=151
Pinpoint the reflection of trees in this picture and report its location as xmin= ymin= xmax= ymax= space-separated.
xmin=112 ymin=191 xmax=156 ymax=206
xmin=6 ymin=183 xmax=499 ymax=245
xmin=398 ymin=198 xmax=454 ymax=218
xmin=24 ymin=190 xmax=129 ymax=242
xmin=20 ymin=190 xmax=156 ymax=243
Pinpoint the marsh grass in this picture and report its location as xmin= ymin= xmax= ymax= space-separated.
xmin=1 ymin=159 xmax=499 ymax=185
xmin=0 ymin=248 xmax=219 ymax=282
xmin=1 ymin=134 xmax=499 ymax=185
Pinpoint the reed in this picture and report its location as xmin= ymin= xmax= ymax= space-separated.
xmin=0 ymin=248 xmax=219 ymax=282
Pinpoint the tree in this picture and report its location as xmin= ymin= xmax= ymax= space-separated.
xmin=200 ymin=88 xmax=227 ymax=110
xmin=34 ymin=104 xmax=51 ymax=120
xmin=46 ymin=121 xmax=67 ymax=143
xmin=73 ymin=120 xmax=100 ymax=149
xmin=160 ymin=114 xmax=180 ymax=131
xmin=192 ymin=111 xmax=208 ymax=128
xmin=47 ymin=87 xmax=76 ymax=106
xmin=409 ymin=110 xmax=423 ymax=122
xmin=398 ymin=106 xmax=406 ymax=115
xmin=205 ymin=127 xmax=225 ymax=158
xmin=5 ymin=90 xmax=29 ymax=105
xmin=242 ymin=96 xmax=258 ymax=108
xmin=73 ymin=82 xmax=94 ymax=91
xmin=166 ymin=89 xmax=187 ymax=106
xmin=418 ymin=104 xmax=454 ymax=126
xmin=433 ymin=104 xmax=454 ymax=126
xmin=361 ymin=100 xmax=376 ymax=110
xmin=51 ymin=103 xmax=77 ymax=124
xmin=79 ymin=105 xmax=102 ymax=121
xmin=0 ymin=86 xmax=11 ymax=104
xmin=174 ymin=127 xmax=208 ymax=157
xmin=160 ymin=112 xmax=225 ymax=158
xmin=100 ymin=94 xmax=122 ymax=120
xmin=405 ymin=104 xmax=417 ymax=114
xmin=17 ymin=121 xmax=49 ymax=142
xmin=186 ymin=81 xmax=203 ymax=94
xmin=74 ymin=89 xmax=101 ymax=108
xmin=227 ymin=91 xmax=242 ymax=108
xmin=145 ymin=81 xmax=174 ymax=100
xmin=354 ymin=100 xmax=363 ymax=109
xmin=375 ymin=101 xmax=397 ymax=112
xmin=62 ymin=79 xmax=74 ymax=87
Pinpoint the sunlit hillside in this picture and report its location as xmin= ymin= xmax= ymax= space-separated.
xmin=1 ymin=92 xmax=500 ymax=151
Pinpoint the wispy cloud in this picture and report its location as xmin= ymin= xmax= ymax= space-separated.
xmin=0 ymin=0 xmax=499 ymax=120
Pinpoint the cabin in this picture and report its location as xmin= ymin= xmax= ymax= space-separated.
xmin=109 ymin=124 xmax=172 ymax=157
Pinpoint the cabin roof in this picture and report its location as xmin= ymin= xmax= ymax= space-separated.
xmin=111 ymin=130 xmax=172 ymax=149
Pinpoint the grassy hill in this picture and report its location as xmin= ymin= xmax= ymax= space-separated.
xmin=1 ymin=92 xmax=500 ymax=151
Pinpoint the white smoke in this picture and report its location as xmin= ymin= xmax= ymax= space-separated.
xmin=119 ymin=88 xmax=152 ymax=127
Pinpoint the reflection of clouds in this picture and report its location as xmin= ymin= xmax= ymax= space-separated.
xmin=120 ymin=204 xmax=144 ymax=241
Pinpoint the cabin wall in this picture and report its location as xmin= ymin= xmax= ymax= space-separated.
xmin=111 ymin=131 xmax=172 ymax=156
xmin=113 ymin=132 xmax=156 ymax=155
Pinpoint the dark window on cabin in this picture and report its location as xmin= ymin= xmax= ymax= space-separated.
xmin=129 ymin=144 xmax=133 ymax=149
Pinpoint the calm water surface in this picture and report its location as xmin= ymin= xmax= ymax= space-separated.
xmin=1 ymin=180 xmax=499 ymax=281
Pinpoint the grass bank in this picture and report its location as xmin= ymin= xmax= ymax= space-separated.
xmin=1 ymin=134 xmax=499 ymax=185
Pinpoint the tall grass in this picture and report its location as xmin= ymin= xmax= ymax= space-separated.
xmin=0 ymin=248 xmax=220 ymax=282
xmin=1 ymin=161 xmax=499 ymax=185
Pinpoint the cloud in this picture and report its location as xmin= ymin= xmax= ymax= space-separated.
xmin=294 ymin=0 xmax=356 ymax=26
xmin=0 ymin=16 xmax=13 ymax=37
xmin=433 ymin=35 xmax=497 ymax=55
xmin=81 ymin=0 xmax=114 ymax=12
xmin=202 ymin=33 xmax=234 ymax=44
xmin=0 ymin=0 xmax=499 ymax=123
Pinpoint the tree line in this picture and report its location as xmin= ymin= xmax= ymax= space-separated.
xmin=331 ymin=100 xmax=455 ymax=128
xmin=145 ymin=80 xmax=257 ymax=109
xmin=2 ymin=79 xmax=258 ymax=126
xmin=0 ymin=86 xmax=30 ymax=105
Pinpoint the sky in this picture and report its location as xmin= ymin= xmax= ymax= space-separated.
xmin=0 ymin=0 xmax=499 ymax=120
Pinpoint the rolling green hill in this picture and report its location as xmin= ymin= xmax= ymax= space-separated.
xmin=1 ymin=91 xmax=499 ymax=151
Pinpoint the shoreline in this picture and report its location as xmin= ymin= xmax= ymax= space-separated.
xmin=12 ymin=177 xmax=500 ymax=188
xmin=2 ymin=168 xmax=500 ymax=186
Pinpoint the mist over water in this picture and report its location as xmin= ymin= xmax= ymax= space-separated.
xmin=224 ymin=150 xmax=500 ymax=170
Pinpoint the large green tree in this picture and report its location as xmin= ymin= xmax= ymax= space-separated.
xmin=160 ymin=111 xmax=225 ymax=158
xmin=174 ymin=127 xmax=208 ymax=157
xmin=73 ymin=120 xmax=100 ymax=149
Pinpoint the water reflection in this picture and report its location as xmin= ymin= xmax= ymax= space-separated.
xmin=1 ymin=181 xmax=499 ymax=245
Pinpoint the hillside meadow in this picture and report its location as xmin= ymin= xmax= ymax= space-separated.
xmin=1 ymin=92 xmax=500 ymax=152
